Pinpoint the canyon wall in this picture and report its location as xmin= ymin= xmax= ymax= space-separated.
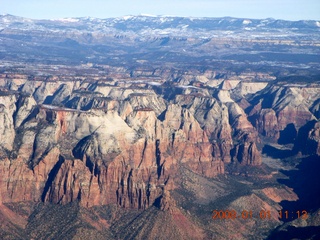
xmin=0 ymin=76 xmax=262 ymax=209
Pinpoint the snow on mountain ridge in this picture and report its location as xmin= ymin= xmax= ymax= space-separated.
xmin=57 ymin=18 xmax=80 ymax=23
xmin=243 ymin=19 xmax=252 ymax=25
xmin=0 ymin=14 xmax=319 ymax=36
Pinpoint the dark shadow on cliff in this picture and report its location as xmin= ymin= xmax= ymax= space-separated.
xmin=262 ymin=144 xmax=296 ymax=159
xmin=267 ymin=226 xmax=320 ymax=240
xmin=278 ymin=123 xmax=297 ymax=145
xmin=266 ymin=155 xmax=320 ymax=239
xmin=278 ymin=155 xmax=320 ymax=220
xmin=41 ymin=155 xmax=65 ymax=202
xmin=293 ymin=120 xmax=318 ymax=155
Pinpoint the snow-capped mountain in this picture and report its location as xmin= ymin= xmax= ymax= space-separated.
xmin=0 ymin=14 xmax=319 ymax=35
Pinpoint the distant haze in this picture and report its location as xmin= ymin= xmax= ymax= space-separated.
xmin=1 ymin=0 xmax=319 ymax=20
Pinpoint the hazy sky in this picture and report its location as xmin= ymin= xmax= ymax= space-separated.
xmin=1 ymin=0 xmax=319 ymax=20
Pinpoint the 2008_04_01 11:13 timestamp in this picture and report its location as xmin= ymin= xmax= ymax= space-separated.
xmin=212 ymin=209 xmax=308 ymax=220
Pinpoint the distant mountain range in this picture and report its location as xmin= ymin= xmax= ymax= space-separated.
xmin=1 ymin=14 xmax=319 ymax=35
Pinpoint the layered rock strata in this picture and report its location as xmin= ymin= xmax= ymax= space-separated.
xmin=0 ymin=77 xmax=262 ymax=209
xmin=248 ymin=84 xmax=320 ymax=144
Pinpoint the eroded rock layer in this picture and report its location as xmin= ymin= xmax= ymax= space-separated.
xmin=0 ymin=75 xmax=262 ymax=209
xmin=248 ymin=83 xmax=320 ymax=145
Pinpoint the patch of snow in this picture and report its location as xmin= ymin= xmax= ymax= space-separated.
xmin=147 ymin=82 xmax=162 ymax=86
xmin=57 ymin=18 xmax=79 ymax=23
xmin=41 ymin=104 xmax=84 ymax=112
xmin=2 ymin=17 xmax=10 ymax=23
xmin=119 ymin=80 xmax=162 ymax=86
xmin=122 ymin=15 xmax=134 ymax=21
xmin=157 ymin=30 xmax=171 ymax=35
xmin=159 ymin=17 xmax=174 ymax=23
xmin=140 ymin=13 xmax=157 ymax=17
xmin=176 ymin=85 xmax=201 ymax=90
xmin=243 ymin=19 xmax=252 ymax=25
xmin=284 ymin=84 xmax=307 ymax=87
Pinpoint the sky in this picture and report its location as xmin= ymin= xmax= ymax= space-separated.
xmin=1 ymin=0 xmax=319 ymax=21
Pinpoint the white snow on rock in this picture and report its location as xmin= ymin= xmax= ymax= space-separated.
xmin=57 ymin=18 xmax=79 ymax=23
xmin=243 ymin=19 xmax=252 ymax=25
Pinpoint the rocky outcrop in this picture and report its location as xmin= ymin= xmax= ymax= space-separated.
xmin=232 ymin=81 xmax=268 ymax=96
xmin=251 ymin=107 xmax=279 ymax=140
xmin=0 ymin=93 xmax=16 ymax=152
xmin=249 ymin=84 xmax=319 ymax=144
xmin=0 ymin=75 xmax=264 ymax=209
xmin=226 ymin=102 xmax=261 ymax=165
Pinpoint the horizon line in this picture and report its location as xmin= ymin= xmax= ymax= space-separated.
xmin=1 ymin=13 xmax=319 ymax=22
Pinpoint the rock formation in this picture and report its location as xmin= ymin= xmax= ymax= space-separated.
xmin=248 ymin=84 xmax=319 ymax=144
xmin=0 ymin=75 xmax=262 ymax=209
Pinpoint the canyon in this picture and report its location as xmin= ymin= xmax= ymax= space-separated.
xmin=0 ymin=15 xmax=319 ymax=239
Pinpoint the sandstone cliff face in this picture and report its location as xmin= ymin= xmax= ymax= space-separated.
xmin=0 ymin=77 xmax=262 ymax=209
xmin=249 ymin=84 xmax=319 ymax=144
xmin=226 ymin=101 xmax=262 ymax=165
xmin=0 ymin=94 xmax=16 ymax=152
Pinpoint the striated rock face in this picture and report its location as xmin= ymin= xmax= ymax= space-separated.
xmin=249 ymin=103 xmax=279 ymax=141
xmin=248 ymin=84 xmax=319 ymax=144
xmin=232 ymin=81 xmax=268 ymax=96
xmin=226 ymin=102 xmax=262 ymax=165
xmin=0 ymin=76 xmax=263 ymax=210
xmin=0 ymin=94 xmax=17 ymax=153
